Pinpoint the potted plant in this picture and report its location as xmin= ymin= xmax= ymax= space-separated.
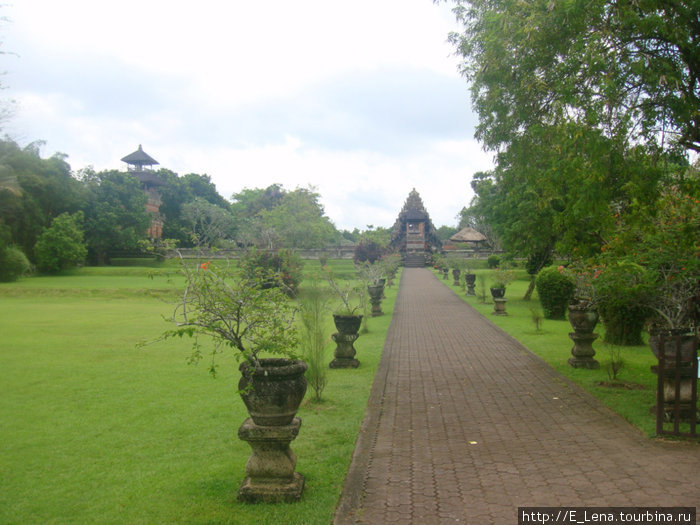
xmin=557 ymin=263 xmax=601 ymax=369
xmin=490 ymin=266 xmax=515 ymax=299
xmin=357 ymin=262 xmax=384 ymax=317
xmin=447 ymin=254 xmax=465 ymax=286
xmin=162 ymin=256 xmax=306 ymax=502
xmin=381 ymin=253 xmax=402 ymax=287
xmin=464 ymin=263 xmax=477 ymax=295
xmin=561 ymin=263 xmax=601 ymax=334
xmin=164 ymin=258 xmax=305 ymax=424
xmin=325 ymin=269 xmax=364 ymax=368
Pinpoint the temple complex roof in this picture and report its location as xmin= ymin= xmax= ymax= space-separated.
xmin=450 ymin=226 xmax=487 ymax=243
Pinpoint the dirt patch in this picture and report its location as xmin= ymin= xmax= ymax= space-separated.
xmin=597 ymin=381 xmax=648 ymax=390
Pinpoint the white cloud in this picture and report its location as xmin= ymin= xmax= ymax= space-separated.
xmin=2 ymin=0 xmax=492 ymax=230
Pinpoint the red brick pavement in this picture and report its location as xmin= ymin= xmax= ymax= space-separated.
xmin=333 ymin=268 xmax=700 ymax=524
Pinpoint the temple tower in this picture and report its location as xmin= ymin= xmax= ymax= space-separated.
xmin=389 ymin=189 xmax=441 ymax=267
xmin=121 ymin=145 xmax=164 ymax=239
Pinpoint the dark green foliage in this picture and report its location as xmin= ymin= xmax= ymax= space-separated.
xmin=0 ymin=245 xmax=31 ymax=281
xmin=240 ymin=248 xmax=303 ymax=296
xmin=535 ymin=266 xmax=575 ymax=320
xmin=526 ymin=250 xmax=552 ymax=276
xmin=81 ymin=170 xmax=150 ymax=264
xmin=34 ymin=212 xmax=87 ymax=274
xmin=593 ymin=262 xmax=653 ymax=345
xmin=354 ymin=239 xmax=383 ymax=264
xmin=0 ymin=140 xmax=85 ymax=260
xmin=487 ymin=254 xmax=500 ymax=268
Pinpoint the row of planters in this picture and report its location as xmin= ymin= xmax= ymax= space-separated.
xmin=158 ymin=250 xmax=401 ymax=503
xmin=536 ymin=260 xmax=698 ymax=429
xmin=433 ymin=252 xmax=698 ymax=431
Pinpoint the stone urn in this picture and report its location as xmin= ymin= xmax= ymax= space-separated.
xmin=464 ymin=273 xmax=476 ymax=296
xmin=238 ymin=358 xmax=308 ymax=426
xmin=567 ymin=304 xmax=600 ymax=369
xmin=330 ymin=314 xmax=363 ymax=368
xmin=452 ymin=268 xmax=461 ymax=286
xmin=368 ymin=284 xmax=384 ymax=317
xmin=237 ymin=358 xmax=308 ymax=503
xmin=568 ymin=305 xmax=599 ymax=334
xmin=333 ymin=314 xmax=362 ymax=335
xmin=442 ymin=267 xmax=449 ymax=280
xmin=490 ymin=287 xmax=505 ymax=299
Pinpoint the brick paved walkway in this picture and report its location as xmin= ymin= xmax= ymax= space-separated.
xmin=334 ymin=268 xmax=700 ymax=524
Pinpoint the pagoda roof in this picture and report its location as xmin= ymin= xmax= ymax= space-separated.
xmin=121 ymin=145 xmax=159 ymax=166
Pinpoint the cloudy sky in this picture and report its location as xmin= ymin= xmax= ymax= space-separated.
xmin=2 ymin=0 xmax=493 ymax=231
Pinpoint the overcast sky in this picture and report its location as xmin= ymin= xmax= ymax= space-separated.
xmin=2 ymin=0 xmax=493 ymax=231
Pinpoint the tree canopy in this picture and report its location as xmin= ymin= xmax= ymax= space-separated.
xmin=443 ymin=0 xmax=698 ymax=271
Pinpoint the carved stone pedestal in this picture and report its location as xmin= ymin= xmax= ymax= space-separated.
xmin=237 ymin=417 xmax=304 ymax=503
xmin=568 ymin=332 xmax=600 ymax=369
xmin=329 ymin=332 xmax=360 ymax=368
xmin=493 ymin=298 xmax=507 ymax=316
xmin=368 ymin=285 xmax=384 ymax=317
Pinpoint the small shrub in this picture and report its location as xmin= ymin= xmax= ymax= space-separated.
xmin=354 ymin=240 xmax=383 ymax=264
xmin=535 ymin=266 xmax=575 ymax=319
xmin=34 ymin=212 xmax=87 ymax=274
xmin=477 ymin=274 xmax=488 ymax=303
xmin=240 ymin=248 xmax=303 ymax=296
xmin=594 ymin=262 xmax=652 ymax=345
xmin=529 ymin=307 xmax=544 ymax=332
xmin=604 ymin=343 xmax=625 ymax=381
xmin=487 ymin=254 xmax=500 ymax=268
xmin=0 ymin=246 xmax=31 ymax=282
xmin=298 ymin=276 xmax=329 ymax=402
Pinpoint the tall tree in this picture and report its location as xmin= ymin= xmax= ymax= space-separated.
xmin=0 ymin=140 xmax=84 ymax=259
xmin=442 ymin=0 xmax=694 ymax=268
xmin=81 ymin=169 xmax=149 ymax=264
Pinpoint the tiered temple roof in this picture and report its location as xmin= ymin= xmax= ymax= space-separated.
xmin=390 ymin=189 xmax=441 ymax=251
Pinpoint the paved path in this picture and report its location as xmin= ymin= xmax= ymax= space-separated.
xmin=334 ymin=268 xmax=700 ymax=524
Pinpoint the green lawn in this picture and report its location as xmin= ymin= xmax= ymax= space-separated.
xmin=437 ymin=267 xmax=673 ymax=437
xmin=0 ymin=262 xmax=399 ymax=525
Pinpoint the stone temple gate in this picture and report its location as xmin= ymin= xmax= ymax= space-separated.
xmin=390 ymin=189 xmax=441 ymax=267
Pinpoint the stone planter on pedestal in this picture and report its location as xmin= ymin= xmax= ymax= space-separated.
xmin=567 ymin=305 xmax=600 ymax=369
xmin=465 ymin=274 xmax=476 ymax=296
xmin=368 ymin=284 xmax=384 ymax=317
xmin=330 ymin=314 xmax=362 ymax=368
xmin=237 ymin=358 xmax=307 ymax=503
xmin=442 ymin=268 xmax=449 ymax=280
xmin=452 ymin=269 xmax=461 ymax=286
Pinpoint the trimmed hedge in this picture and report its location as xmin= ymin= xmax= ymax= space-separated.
xmin=535 ymin=266 xmax=575 ymax=319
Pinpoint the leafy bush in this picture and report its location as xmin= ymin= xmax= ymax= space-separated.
xmin=535 ymin=266 xmax=575 ymax=319
xmin=34 ymin=212 xmax=87 ymax=274
xmin=487 ymin=254 xmax=500 ymax=268
xmin=240 ymin=248 xmax=303 ymax=296
xmin=0 ymin=246 xmax=31 ymax=282
xmin=354 ymin=239 xmax=383 ymax=264
xmin=593 ymin=261 xmax=653 ymax=345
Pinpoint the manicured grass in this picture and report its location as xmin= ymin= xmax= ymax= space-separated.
xmin=0 ymin=262 xmax=399 ymax=524
xmin=437 ymin=268 xmax=671 ymax=437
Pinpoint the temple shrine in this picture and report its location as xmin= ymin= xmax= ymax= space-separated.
xmin=121 ymin=145 xmax=164 ymax=239
xmin=390 ymin=189 xmax=441 ymax=267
